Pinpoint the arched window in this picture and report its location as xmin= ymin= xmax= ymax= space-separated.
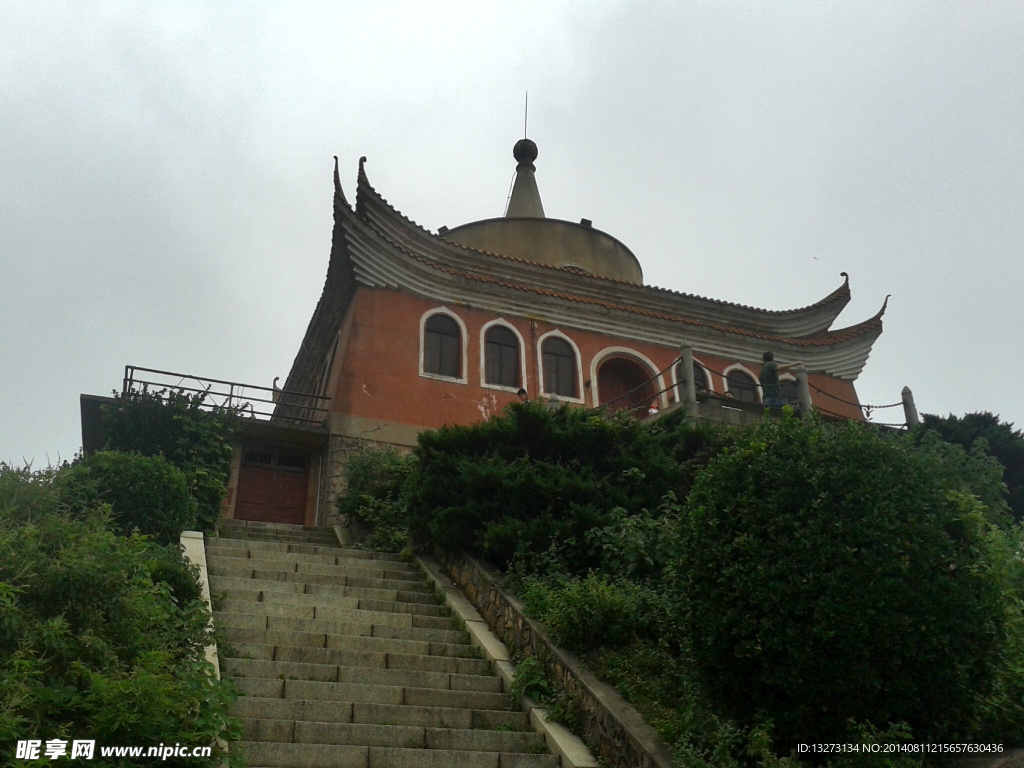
xmin=423 ymin=313 xmax=461 ymax=378
xmin=694 ymin=363 xmax=711 ymax=393
xmin=676 ymin=360 xmax=711 ymax=394
xmin=726 ymin=369 xmax=759 ymax=403
xmin=484 ymin=325 xmax=520 ymax=388
xmin=542 ymin=337 xmax=578 ymax=398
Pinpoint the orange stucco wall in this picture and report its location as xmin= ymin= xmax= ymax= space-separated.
xmin=327 ymin=286 xmax=865 ymax=431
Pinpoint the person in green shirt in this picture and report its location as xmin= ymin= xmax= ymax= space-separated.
xmin=759 ymin=351 xmax=801 ymax=407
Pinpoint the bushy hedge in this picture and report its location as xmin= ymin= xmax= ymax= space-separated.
xmin=335 ymin=401 xmax=1024 ymax=765
xmin=58 ymin=451 xmax=198 ymax=545
xmin=101 ymin=388 xmax=239 ymax=532
xmin=408 ymin=401 xmax=722 ymax=571
xmin=919 ymin=411 xmax=1024 ymax=522
xmin=0 ymin=464 xmax=239 ymax=766
xmin=677 ymin=414 xmax=1023 ymax=751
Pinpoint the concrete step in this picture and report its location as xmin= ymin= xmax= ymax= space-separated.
xmin=206 ymin=546 xmax=420 ymax=572
xmin=209 ymin=561 xmax=430 ymax=593
xmin=208 ymin=539 xmax=414 ymax=564
xmin=234 ymin=677 xmax=513 ymax=711
xmin=214 ymin=602 xmax=457 ymax=631
xmin=222 ymin=656 xmax=503 ymax=693
xmin=242 ymin=718 xmax=546 ymax=753
xmin=217 ymin=532 xmax=339 ymax=547
xmin=219 ymin=520 xmax=337 ymax=534
xmin=214 ymin=586 xmax=446 ymax=616
xmin=207 ymin=553 xmax=425 ymax=583
xmin=233 ymin=697 xmax=529 ymax=730
xmin=209 ymin=574 xmax=438 ymax=604
xmin=220 ymin=620 xmax=472 ymax=650
xmin=210 ymin=523 xmax=562 ymax=768
xmin=235 ymin=741 xmax=558 ymax=768
xmin=218 ymin=524 xmax=340 ymax=546
xmin=229 ymin=642 xmax=491 ymax=675
xmin=208 ymin=561 xmax=432 ymax=591
xmin=211 ymin=536 xmax=408 ymax=562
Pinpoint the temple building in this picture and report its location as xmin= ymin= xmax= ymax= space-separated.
xmin=82 ymin=139 xmax=887 ymax=527
xmin=259 ymin=139 xmax=886 ymax=524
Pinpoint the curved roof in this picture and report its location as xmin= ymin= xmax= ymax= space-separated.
xmin=280 ymin=157 xmax=887 ymax=399
xmin=357 ymin=158 xmax=856 ymax=336
xmin=339 ymin=159 xmax=884 ymax=380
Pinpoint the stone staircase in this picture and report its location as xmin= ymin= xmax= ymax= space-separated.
xmin=207 ymin=520 xmax=559 ymax=768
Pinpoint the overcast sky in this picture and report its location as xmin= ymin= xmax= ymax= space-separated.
xmin=3 ymin=1 xmax=1023 ymax=465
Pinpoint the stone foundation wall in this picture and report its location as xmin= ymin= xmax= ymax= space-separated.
xmin=436 ymin=550 xmax=675 ymax=768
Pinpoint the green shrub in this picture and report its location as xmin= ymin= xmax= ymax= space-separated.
xmin=583 ymin=498 xmax=683 ymax=580
xmin=409 ymin=401 xmax=721 ymax=571
xmin=336 ymin=446 xmax=415 ymax=552
xmin=519 ymin=573 xmax=665 ymax=655
xmin=0 ymin=464 xmax=239 ymax=766
xmin=676 ymin=413 xmax=1021 ymax=750
xmin=918 ymin=411 xmax=1024 ymax=523
xmin=592 ymin=640 xmax=748 ymax=768
xmin=101 ymin=388 xmax=239 ymax=532
xmin=546 ymin=575 xmax=642 ymax=653
xmin=59 ymin=451 xmax=198 ymax=545
xmin=0 ymin=462 xmax=63 ymax=524
xmin=508 ymin=656 xmax=552 ymax=702
xmin=351 ymin=496 xmax=410 ymax=552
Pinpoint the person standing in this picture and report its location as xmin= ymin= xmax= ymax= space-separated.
xmin=759 ymin=352 xmax=801 ymax=407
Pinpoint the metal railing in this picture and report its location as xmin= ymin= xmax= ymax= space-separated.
xmin=122 ymin=365 xmax=331 ymax=427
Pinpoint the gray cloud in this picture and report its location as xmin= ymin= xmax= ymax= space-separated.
xmin=3 ymin=0 xmax=1023 ymax=463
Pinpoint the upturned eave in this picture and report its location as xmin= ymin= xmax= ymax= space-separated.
xmin=339 ymin=172 xmax=885 ymax=381
xmin=354 ymin=161 xmax=853 ymax=339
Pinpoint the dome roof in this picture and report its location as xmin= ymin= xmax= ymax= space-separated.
xmin=442 ymin=140 xmax=643 ymax=285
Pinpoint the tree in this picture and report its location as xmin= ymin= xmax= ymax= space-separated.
xmin=406 ymin=400 xmax=721 ymax=571
xmin=919 ymin=411 xmax=1024 ymax=522
xmin=0 ymin=463 xmax=239 ymax=766
xmin=676 ymin=414 xmax=1020 ymax=751
xmin=100 ymin=388 xmax=240 ymax=531
xmin=58 ymin=451 xmax=198 ymax=545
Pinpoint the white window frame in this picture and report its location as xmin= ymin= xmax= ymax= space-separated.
xmin=672 ymin=355 xmax=715 ymax=401
xmin=536 ymin=330 xmax=585 ymax=404
xmin=419 ymin=307 xmax=468 ymax=384
xmin=479 ymin=319 xmax=527 ymax=393
xmin=721 ymin=362 xmax=761 ymax=403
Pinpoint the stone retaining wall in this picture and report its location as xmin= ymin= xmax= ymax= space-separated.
xmin=436 ymin=550 xmax=676 ymax=768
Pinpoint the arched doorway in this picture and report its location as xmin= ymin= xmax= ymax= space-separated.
xmin=597 ymin=357 xmax=654 ymax=416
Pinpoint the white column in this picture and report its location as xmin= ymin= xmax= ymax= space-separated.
xmin=902 ymin=386 xmax=920 ymax=428
xmin=679 ymin=345 xmax=697 ymax=414
xmin=793 ymin=364 xmax=813 ymax=416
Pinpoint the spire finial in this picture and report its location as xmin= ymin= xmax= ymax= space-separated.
xmin=524 ymin=91 xmax=528 ymax=138
xmin=505 ymin=137 xmax=544 ymax=218
xmin=513 ymin=138 xmax=538 ymax=165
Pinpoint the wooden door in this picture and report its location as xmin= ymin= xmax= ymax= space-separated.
xmin=597 ymin=357 xmax=654 ymax=416
xmin=235 ymin=446 xmax=310 ymax=525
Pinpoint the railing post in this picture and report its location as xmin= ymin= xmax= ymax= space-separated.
xmin=679 ymin=344 xmax=697 ymax=415
xmin=902 ymin=386 xmax=920 ymax=428
xmin=793 ymin=364 xmax=813 ymax=416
